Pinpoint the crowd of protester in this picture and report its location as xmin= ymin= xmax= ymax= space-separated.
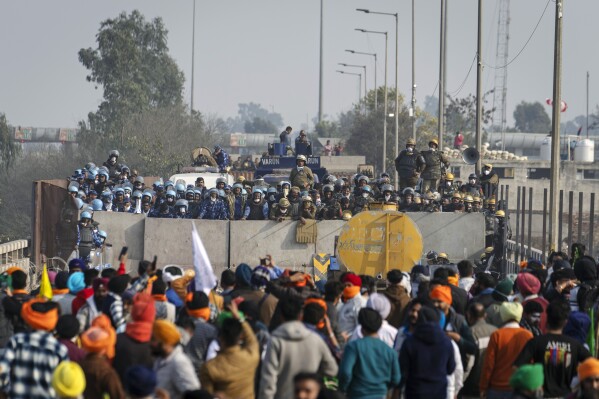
xmin=1 ymin=244 xmax=599 ymax=398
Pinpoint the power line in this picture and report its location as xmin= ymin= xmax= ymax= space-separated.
xmin=447 ymin=53 xmax=477 ymax=96
xmin=483 ymin=0 xmax=551 ymax=70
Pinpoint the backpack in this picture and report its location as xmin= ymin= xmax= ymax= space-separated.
xmin=577 ymin=281 xmax=599 ymax=314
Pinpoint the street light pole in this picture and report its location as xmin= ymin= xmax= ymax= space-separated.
xmin=346 ymin=50 xmax=378 ymax=110
xmin=475 ymin=0 xmax=483 ymax=175
xmin=411 ymin=0 xmax=416 ymax=142
xmin=338 ymin=63 xmax=367 ymax=102
xmin=355 ymin=29 xmax=388 ymax=174
xmin=318 ymin=0 xmax=324 ymax=123
xmin=356 ymin=9 xmax=399 ymax=185
xmin=190 ymin=0 xmax=196 ymax=113
xmin=336 ymin=70 xmax=362 ymax=104
xmin=549 ymin=0 xmax=564 ymax=252
xmin=438 ymin=0 xmax=446 ymax=147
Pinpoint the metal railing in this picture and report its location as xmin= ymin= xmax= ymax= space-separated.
xmin=499 ymin=184 xmax=597 ymax=263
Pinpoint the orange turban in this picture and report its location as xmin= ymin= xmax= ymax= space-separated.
xmin=21 ymin=298 xmax=59 ymax=331
xmin=82 ymin=314 xmax=116 ymax=359
xmin=430 ymin=285 xmax=453 ymax=305
xmin=578 ymin=358 xmax=599 ymax=381
xmin=447 ymin=276 xmax=459 ymax=287
xmin=153 ymin=320 xmax=181 ymax=346
xmin=305 ymin=297 xmax=327 ymax=312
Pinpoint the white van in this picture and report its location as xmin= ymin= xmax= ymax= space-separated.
xmin=170 ymin=166 xmax=236 ymax=189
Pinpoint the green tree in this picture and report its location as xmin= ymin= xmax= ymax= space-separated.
xmin=444 ymin=92 xmax=495 ymax=135
xmin=314 ymin=120 xmax=339 ymax=138
xmin=0 ymin=113 xmax=21 ymax=173
xmin=513 ymin=101 xmax=551 ymax=133
xmin=344 ymin=88 xmax=437 ymax=174
xmin=78 ymin=10 xmax=185 ymax=151
xmin=244 ymin=117 xmax=277 ymax=133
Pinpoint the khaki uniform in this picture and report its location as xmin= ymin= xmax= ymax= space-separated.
xmin=289 ymin=166 xmax=314 ymax=189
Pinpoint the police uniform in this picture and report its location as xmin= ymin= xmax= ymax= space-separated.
xmin=420 ymin=139 xmax=449 ymax=193
xmin=394 ymin=143 xmax=426 ymax=190
xmin=289 ymin=165 xmax=314 ymax=189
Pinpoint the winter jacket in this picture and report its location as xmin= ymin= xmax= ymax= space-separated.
xmin=231 ymin=288 xmax=278 ymax=327
xmin=383 ymin=285 xmax=411 ymax=328
xmin=259 ymin=320 xmax=338 ymax=399
xmin=200 ymin=320 xmax=260 ymax=399
xmin=338 ymin=294 xmax=368 ymax=335
xmin=399 ymin=321 xmax=456 ymax=398
xmin=113 ymin=333 xmax=154 ymax=385
xmin=154 ymin=345 xmax=200 ymax=399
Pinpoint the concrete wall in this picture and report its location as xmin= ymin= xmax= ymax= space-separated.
xmin=95 ymin=213 xmax=484 ymax=277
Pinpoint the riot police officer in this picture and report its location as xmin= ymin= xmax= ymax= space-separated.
xmin=394 ymin=138 xmax=426 ymax=190
xmin=289 ymin=155 xmax=314 ymax=189
xmin=420 ymin=138 xmax=449 ymax=193
xmin=460 ymin=173 xmax=483 ymax=197
xmin=479 ymin=163 xmax=499 ymax=199
xmin=102 ymin=150 xmax=122 ymax=180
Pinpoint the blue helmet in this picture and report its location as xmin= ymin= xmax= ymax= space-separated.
xmin=68 ymin=185 xmax=78 ymax=193
xmin=91 ymin=199 xmax=104 ymax=211
xmin=175 ymin=183 xmax=185 ymax=193
xmin=361 ymin=185 xmax=372 ymax=193
xmin=142 ymin=192 xmax=153 ymax=201
xmin=98 ymin=170 xmax=109 ymax=178
xmin=74 ymin=198 xmax=84 ymax=209
xmin=80 ymin=211 xmax=92 ymax=220
xmin=97 ymin=230 xmax=108 ymax=240
xmin=267 ymin=187 xmax=277 ymax=194
xmin=166 ymin=189 xmax=176 ymax=197
xmin=114 ymin=188 xmax=124 ymax=194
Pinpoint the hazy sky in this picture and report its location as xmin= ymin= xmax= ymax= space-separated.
xmin=1 ymin=0 xmax=597 ymax=132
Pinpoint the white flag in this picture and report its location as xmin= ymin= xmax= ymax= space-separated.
xmin=192 ymin=222 xmax=217 ymax=295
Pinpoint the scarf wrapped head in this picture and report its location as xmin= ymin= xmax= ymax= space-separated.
xmin=153 ymin=319 xmax=181 ymax=346
xmin=84 ymin=314 xmax=116 ymax=359
xmin=21 ymin=298 xmax=59 ymax=331
xmin=126 ymin=293 xmax=156 ymax=343
xmin=579 ymin=357 xmax=599 ymax=381
xmin=430 ymin=285 xmax=452 ymax=305
xmin=186 ymin=291 xmax=211 ymax=321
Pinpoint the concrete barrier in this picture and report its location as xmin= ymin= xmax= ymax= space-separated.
xmin=95 ymin=213 xmax=485 ymax=277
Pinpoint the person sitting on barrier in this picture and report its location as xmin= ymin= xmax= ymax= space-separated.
xmin=298 ymin=196 xmax=316 ymax=224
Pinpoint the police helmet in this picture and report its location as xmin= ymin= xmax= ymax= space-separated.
xmin=175 ymin=183 xmax=185 ymax=193
xmin=426 ymin=250 xmax=438 ymax=261
xmin=406 ymin=138 xmax=416 ymax=146
xmin=464 ymin=195 xmax=474 ymax=203
xmin=402 ymin=187 xmax=415 ymax=197
xmin=381 ymin=184 xmax=394 ymax=193
xmin=252 ymin=187 xmax=263 ymax=195
xmin=73 ymin=198 xmax=84 ymax=210
xmin=325 ymin=175 xmax=337 ymax=184
xmin=323 ymin=184 xmax=334 ymax=193
xmin=495 ymin=210 xmax=505 ymax=218
xmin=358 ymin=175 xmax=369 ymax=184
xmin=135 ymin=176 xmax=144 ymax=184
xmin=445 ymin=172 xmax=455 ymax=181
xmin=468 ymin=173 xmax=477 ymax=180
xmin=361 ymin=185 xmax=372 ymax=193
xmin=208 ymin=188 xmax=219 ymax=196
xmin=302 ymin=196 xmax=313 ymax=203
xmin=233 ymin=183 xmax=243 ymax=191
xmin=132 ymin=190 xmax=142 ymax=199
xmin=87 ymin=170 xmax=97 ymax=179
xmin=214 ymin=145 xmax=222 ymax=152
xmin=85 ymin=162 xmax=96 ymax=171
xmin=68 ymin=185 xmax=78 ymax=193
xmin=77 ymin=190 xmax=86 ymax=198
xmin=279 ymin=198 xmax=290 ymax=208
xmin=438 ymin=253 xmax=449 ymax=261
xmin=98 ymin=230 xmax=108 ymax=240
xmin=166 ymin=190 xmax=176 ymax=198
xmin=114 ymin=188 xmax=125 ymax=195
xmin=216 ymin=177 xmax=227 ymax=185
xmin=109 ymin=150 xmax=119 ymax=158
xmin=175 ymin=199 xmax=189 ymax=209
xmin=142 ymin=192 xmax=153 ymax=200
xmin=120 ymin=165 xmax=130 ymax=174
xmin=80 ymin=211 xmax=92 ymax=220
xmin=473 ymin=196 xmax=481 ymax=203
xmin=267 ymin=187 xmax=277 ymax=194
xmin=280 ymin=181 xmax=291 ymax=189
xmin=98 ymin=170 xmax=109 ymax=178
xmin=296 ymin=155 xmax=307 ymax=162
xmin=91 ymin=199 xmax=103 ymax=211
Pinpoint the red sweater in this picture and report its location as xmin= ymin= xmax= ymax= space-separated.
xmin=480 ymin=324 xmax=533 ymax=392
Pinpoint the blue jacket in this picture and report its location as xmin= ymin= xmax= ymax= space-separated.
xmin=339 ymin=336 xmax=401 ymax=399
xmin=199 ymin=199 xmax=228 ymax=220
xmin=399 ymin=321 xmax=456 ymax=399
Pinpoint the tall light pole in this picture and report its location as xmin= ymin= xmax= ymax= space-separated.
xmin=336 ymin=70 xmax=362 ymax=104
xmin=346 ymin=50 xmax=377 ymax=110
xmin=190 ymin=0 xmax=196 ymax=113
xmin=549 ymin=0 xmax=564 ymax=251
xmin=339 ymin=63 xmax=367 ymax=100
xmin=318 ymin=0 xmax=324 ymax=123
xmin=357 ymin=9 xmax=399 ymax=186
xmin=411 ymin=0 xmax=416 ymax=141
xmin=475 ymin=0 xmax=483 ymax=174
xmin=587 ymin=71 xmax=590 ymax=138
xmin=355 ymin=29 xmax=388 ymax=174
xmin=438 ymin=0 xmax=446 ymax=147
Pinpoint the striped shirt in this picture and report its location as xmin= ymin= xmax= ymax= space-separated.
xmin=0 ymin=331 xmax=68 ymax=399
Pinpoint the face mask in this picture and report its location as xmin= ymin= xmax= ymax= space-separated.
xmin=384 ymin=194 xmax=391 ymax=201
xmin=447 ymin=182 xmax=452 ymax=187
xmin=254 ymin=196 xmax=262 ymax=204
xmin=211 ymin=196 xmax=217 ymax=202
xmin=484 ymin=170 xmax=490 ymax=175
xmin=280 ymin=208 xmax=288 ymax=214
xmin=315 ymin=200 xmax=321 ymax=206
xmin=297 ymin=166 xmax=304 ymax=171
xmin=125 ymin=193 xmax=130 ymax=198
xmin=179 ymin=206 xmax=186 ymax=213
xmin=407 ymin=147 xmax=414 ymax=153
xmin=362 ymin=193 xmax=369 ymax=198
xmin=264 ymin=259 xmax=271 ymax=266
xmin=110 ymin=157 xmax=117 ymax=163
xmin=469 ymin=179 xmax=476 ymax=185
xmin=283 ymin=188 xmax=289 ymax=196
xmin=429 ymin=147 xmax=436 ymax=151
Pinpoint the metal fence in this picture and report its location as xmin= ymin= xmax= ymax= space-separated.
xmin=499 ymin=184 xmax=597 ymax=266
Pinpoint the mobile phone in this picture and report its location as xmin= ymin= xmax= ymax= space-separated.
xmin=119 ymin=247 xmax=129 ymax=258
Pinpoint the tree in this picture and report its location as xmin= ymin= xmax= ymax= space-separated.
xmin=344 ymin=88 xmax=437 ymax=174
xmin=445 ymin=92 xmax=495 ymax=135
xmin=513 ymin=101 xmax=551 ymax=133
xmin=226 ymin=103 xmax=283 ymax=132
xmin=78 ymin=10 xmax=185 ymax=150
xmin=0 ymin=114 xmax=21 ymax=173
xmin=244 ymin=117 xmax=277 ymax=133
